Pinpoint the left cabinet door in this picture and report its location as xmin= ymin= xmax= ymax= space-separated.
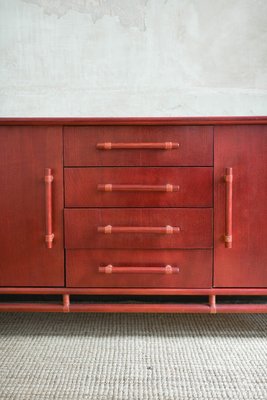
xmin=0 ymin=126 xmax=64 ymax=286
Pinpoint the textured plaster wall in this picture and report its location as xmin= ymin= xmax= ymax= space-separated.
xmin=0 ymin=0 xmax=266 ymax=116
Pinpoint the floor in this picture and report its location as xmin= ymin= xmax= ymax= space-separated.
xmin=0 ymin=313 xmax=266 ymax=400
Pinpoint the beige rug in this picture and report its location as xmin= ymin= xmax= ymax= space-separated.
xmin=0 ymin=313 xmax=266 ymax=400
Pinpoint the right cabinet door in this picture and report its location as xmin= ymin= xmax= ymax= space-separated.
xmin=214 ymin=125 xmax=267 ymax=287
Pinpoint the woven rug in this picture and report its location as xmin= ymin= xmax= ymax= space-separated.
xmin=0 ymin=313 xmax=266 ymax=400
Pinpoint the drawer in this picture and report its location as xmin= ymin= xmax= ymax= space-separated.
xmin=64 ymin=126 xmax=213 ymax=166
xmin=66 ymin=249 xmax=212 ymax=288
xmin=64 ymin=167 xmax=213 ymax=207
xmin=64 ymin=208 xmax=213 ymax=249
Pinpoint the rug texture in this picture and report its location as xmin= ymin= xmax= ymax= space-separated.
xmin=0 ymin=313 xmax=266 ymax=400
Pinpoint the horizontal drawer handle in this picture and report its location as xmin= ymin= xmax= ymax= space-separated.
xmin=96 ymin=142 xmax=179 ymax=150
xmin=97 ymin=225 xmax=180 ymax=234
xmin=97 ymin=184 xmax=180 ymax=192
xmin=99 ymin=264 xmax=179 ymax=274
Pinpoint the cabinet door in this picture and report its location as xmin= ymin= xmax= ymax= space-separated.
xmin=0 ymin=126 xmax=64 ymax=286
xmin=214 ymin=125 xmax=267 ymax=287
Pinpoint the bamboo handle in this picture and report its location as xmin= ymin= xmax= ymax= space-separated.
xmin=96 ymin=142 xmax=179 ymax=150
xmin=98 ymin=225 xmax=180 ymax=234
xmin=99 ymin=264 xmax=179 ymax=274
xmin=224 ymin=167 xmax=233 ymax=248
xmin=44 ymin=168 xmax=54 ymax=248
xmin=97 ymin=184 xmax=179 ymax=192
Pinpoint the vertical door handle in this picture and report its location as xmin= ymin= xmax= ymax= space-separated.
xmin=44 ymin=168 xmax=54 ymax=248
xmin=224 ymin=167 xmax=233 ymax=248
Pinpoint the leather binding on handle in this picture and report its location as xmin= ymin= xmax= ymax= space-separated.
xmin=224 ymin=167 xmax=233 ymax=248
xmin=98 ymin=225 xmax=180 ymax=234
xmin=44 ymin=168 xmax=54 ymax=248
xmin=96 ymin=142 xmax=179 ymax=150
xmin=97 ymin=184 xmax=180 ymax=192
xmin=99 ymin=264 xmax=179 ymax=274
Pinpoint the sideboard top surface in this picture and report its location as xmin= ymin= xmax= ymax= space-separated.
xmin=0 ymin=116 xmax=267 ymax=126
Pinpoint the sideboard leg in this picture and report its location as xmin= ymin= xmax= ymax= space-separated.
xmin=63 ymin=294 xmax=70 ymax=313
xmin=209 ymin=294 xmax=216 ymax=314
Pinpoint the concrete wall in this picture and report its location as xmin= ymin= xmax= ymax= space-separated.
xmin=0 ymin=0 xmax=266 ymax=116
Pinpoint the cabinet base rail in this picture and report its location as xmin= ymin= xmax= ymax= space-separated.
xmin=0 ymin=290 xmax=267 ymax=313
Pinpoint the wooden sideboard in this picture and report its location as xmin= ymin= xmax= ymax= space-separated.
xmin=0 ymin=117 xmax=267 ymax=313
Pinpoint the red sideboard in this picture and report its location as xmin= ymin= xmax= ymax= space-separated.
xmin=0 ymin=117 xmax=267 ymax=313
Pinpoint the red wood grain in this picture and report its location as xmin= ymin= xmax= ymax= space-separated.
xmin=66 ymin=249 xmax=212 ymax=288
xmin=64 ymin=167 xmax=213 ymax=207
xmin=0 ymin=126 xmax=64 ymax=286
xmin=64 ymin=126 xmax=213 ymax=166
xmin=214 ymin=125 xmax=267 ymax=287
xmin=64 ymin=208 xmax=213 ymax=249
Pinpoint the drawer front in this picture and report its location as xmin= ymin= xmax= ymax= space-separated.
xmin=64 ymin=126 xmax=213 ymax=166
xmin=65 ymin=167 xmax=213 ymax=207
xmin=66 ymin=249 xmax=212 ymax=288
xmin=64 ymin=208 xmax=213 ymax=249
